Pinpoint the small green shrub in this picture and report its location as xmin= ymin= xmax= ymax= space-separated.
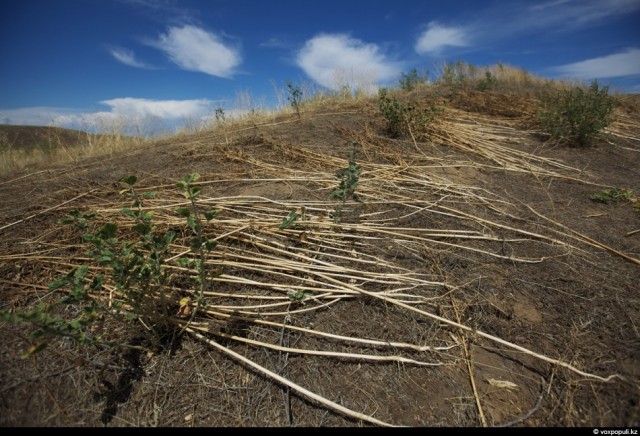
xmin=476 ymin=71 xmax=499 ymax=91
xmin=279 ymin=207 xmax=308 ymax=230
xmin=398 ymin=68 xmax=428 ymax=91
xmin=378 ymin=88 xmax=440 ymax=137
xmin=538 ymin=80 xmax=615 ymax=146
xmin=329 ymin=144 xmax=363 ymax=224
xmin=215 ymin=107 xmax=226 ymax=123
xmin=438 ymin=60 xmax=470 ymax=89
xmin=1 ymin=173 xmax=221 ymax=357
xmin=287 ymin=81 xmax=303 ymax=120
xmin=590 ymin=187 xmax=635 ymax=204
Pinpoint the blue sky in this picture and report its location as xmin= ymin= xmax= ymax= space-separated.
xmin=1 ymin=0 xmax=639 ymax=135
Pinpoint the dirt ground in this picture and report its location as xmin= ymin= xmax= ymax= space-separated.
xmin=0 ymin=89 xmax=639 ymax=427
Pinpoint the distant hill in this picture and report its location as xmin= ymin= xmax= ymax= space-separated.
xmin=0 ymin=124 xmax=91 ymax=152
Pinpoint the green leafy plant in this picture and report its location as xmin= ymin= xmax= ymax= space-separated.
xmin=215 ymin=107 xmax=226 ymax=123
xmin=280 ymin=210 xmax=300 ymax=230
xmin=1 ymin=173 xmax=221 ymax=357
xmin=476 ymin=71 xmax=499 ymax=91
xmin=287 ymin=81 xmax=303 ymax=120
xmin=328 ymin=144 xmax=363 ymax=224
xmin=279 ymin=207 xmax=308 ymax=230
xmin=174 ymin=173 xmax=221 ymax=327
xmin=590 ymin=187 xmax=636 ymax=204
xmin=438 ymin=60 xmax=470 ymax=89
xmin=538 ymin=80 xmax=615 ymax=146
xmin=398 ymin=68 xmax=428 ymax=91
xmin=378 ymin=88 xmax=440 ymax=138
xmin=287 ymin=289 xmax=311 ymax=305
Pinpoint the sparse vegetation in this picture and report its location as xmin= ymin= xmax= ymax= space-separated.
xmin=1 ymin=63 xmax=639 ymax=428
xmin=287 ymin=81 xmax=303 ymax=120
xmin=590 ymin=187 xmax=638 ymax=211
xmin=328 ymin=143 xmax=362 ymax=224
xmin=378 ymin=88 xmax=440 ymax=137
xmin=215 ymin=107 xmax=226 ymax=123
xmin=398 ymin=68 xmax=429 ymax=91
xmin=475 ymin=70 xmax=499 ymax=91
xmin=538 ymin=80 xmax=615 ymax=146
xmin=1 ymin=173 xmax=220 ymax=355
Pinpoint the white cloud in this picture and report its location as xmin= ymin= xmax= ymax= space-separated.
xmin=414 ymin=1 xmax=640 ymax=56
xmin=149 ymin=25 xmax=241 ymax=78
xmin=108 ymin=47 xmax=155 ymax=69
xmin=525 ymin=0 xmax=640 ymax=26
xmin=100 ymin=97 xmax=213 ymax=118
xmin=415 ymin=22 xmax=469 ymax=55
xmin=528 ymin=0 xmax=571 ymax=12
xmin=553 ymin=48 xmax=640 ymax=79
xmin=296 ymin=34 xmax=401 ymax=92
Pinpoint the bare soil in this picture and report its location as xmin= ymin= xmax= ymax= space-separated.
xmin=0 ymin=90 xmax=639 ymax=427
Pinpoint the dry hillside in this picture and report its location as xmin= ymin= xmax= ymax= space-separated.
xmin=0 ymin=82 xmax=639 ymax=427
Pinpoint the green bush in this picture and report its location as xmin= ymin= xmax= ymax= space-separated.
xmin=328 ymin=143 xmax=363 ymax=224
xmin=398 ymin=68 xmax=428 ymax=91
xmin=378 ymin=88 xmax=440 ymax=137
xmin=538 ymin=80 xmax=614 ymax=146
xmin=475 ymin=71 xmax=499 ymax=91
xmin=1 ymin=173 xmax=220 ymax=356
xmin=286 ymin=81 xmax=303 ymax=120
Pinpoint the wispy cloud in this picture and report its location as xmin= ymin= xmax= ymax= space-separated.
xmin=528 ymin=0 xmax=571 ymax=12
xmin=552 ymin=48 xmax=640 ymax=79
xmin=259 ymin=37 xmax=292 ymax=49
xmin=108 ymin=46 xmax=156 ymax=69
xmin=415 ymin=0 xmax=640 ymax=56
xmin=117 ymin=0 xmax=195 ymax=24
xmin=296 ymin=33 xmax=401 ymax=92
xmin=148 ymin=25 xmax=241 ymax=78
xmin=414 ymin=22 xmax=469 ymax=55
xmin=524 ymin=0 xmax=640 ymax=27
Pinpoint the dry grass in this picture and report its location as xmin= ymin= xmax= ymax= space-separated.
xmin=0 ymin=125 xmax=148 ymax=175
xmin=1 ymin=68 xmax=639 ymax=427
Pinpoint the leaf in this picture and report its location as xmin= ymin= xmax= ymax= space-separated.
xmin=22 ymin=342 xmax=48 ymax=359
xmin=98 ymin=223 xmax=118 ymax=240
xmin=143 ymin=191 xmax=157 ymax=199
xmin=120 ymin=175 xmax=137 ymax=186
xmin=74 ymin=266 xmax=89 ymax=282
xmin=187 ymin=216 xmax=198 ymax=231
xmin=164 ymin=230 xmax=177 ymax=245
xmin=189 ymin=186 xmax=202 ymax=198
xmin=132 ymin=223 xmax=152 ymax=236
xmin=121 ymin=208 xmax=136 ymax=219
xmin=59 ymin=216 xmax=76 ymax=225
xmin=90 ymin=274 xmax=104 ymax=290
xmin=176 ymin=207 xmax=191 ymax=217
xmin=204 ymin=210 xmax=217 ymax=222
xmin=49 ymin=276 xmax=70 ymax=291
xmin=175 ymin=258 xmax=191 ymax=268
xmin=487 ymin=378 xmax=519 ymax=390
